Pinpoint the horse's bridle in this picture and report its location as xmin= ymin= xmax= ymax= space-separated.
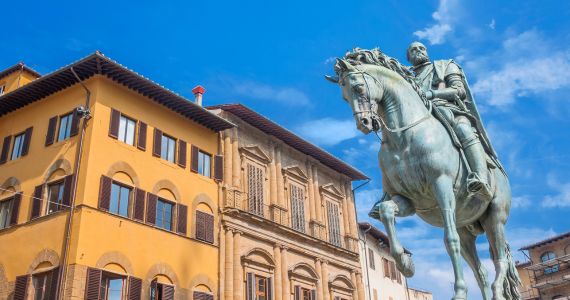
xmin=342 ymin=70 xmax=433 ymax=133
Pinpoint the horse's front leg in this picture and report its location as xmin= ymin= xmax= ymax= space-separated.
xmin=375 ymin=194 xmax=416 ymax=277
xmin=433 ymin=176 xmax=468 ymax=300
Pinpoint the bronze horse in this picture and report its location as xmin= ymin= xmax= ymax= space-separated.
xmin=327 ymin=49 xmax=520 ymax=300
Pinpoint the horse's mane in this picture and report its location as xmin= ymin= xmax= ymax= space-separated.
xmin=335 ymin=48 xmax=427 ymax=104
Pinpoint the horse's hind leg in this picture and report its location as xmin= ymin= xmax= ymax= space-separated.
xmin=480 ymin=202 xmax=521 ymax=300
xmin=458 ymin=227 xmax=491 ymax=300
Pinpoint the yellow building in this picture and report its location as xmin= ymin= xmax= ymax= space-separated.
xmin=207 ymin=104 xmax=368 ymax=300
xmin=0 ymin=52 xmax=233 ymax=299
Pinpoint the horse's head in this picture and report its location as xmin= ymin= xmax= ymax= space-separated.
xmin=326 ymin=58 xmax=382 ymax=134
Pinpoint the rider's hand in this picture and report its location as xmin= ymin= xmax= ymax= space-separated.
xmin=425 ymin=90 xmax=434 ymax=100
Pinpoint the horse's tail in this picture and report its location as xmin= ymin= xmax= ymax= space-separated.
xmin=502 ymin=243 xmax=522 ymax=300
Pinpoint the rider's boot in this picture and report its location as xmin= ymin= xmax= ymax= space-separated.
xmin=463 ymin=137 xmax=492 ymax=198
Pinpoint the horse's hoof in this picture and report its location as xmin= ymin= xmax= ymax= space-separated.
xmin=396 ymin=253 xmax=415 ymax=277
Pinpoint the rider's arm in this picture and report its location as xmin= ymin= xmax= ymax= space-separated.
xmin=427 ymin=63 xmax=467 ymax=101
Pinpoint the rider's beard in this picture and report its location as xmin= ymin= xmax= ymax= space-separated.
xmin=411 ymin=52 xmax=429 ymax=66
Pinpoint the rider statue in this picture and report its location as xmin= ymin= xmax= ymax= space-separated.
xmin=406 ymin=41 xmax=498 ymax=198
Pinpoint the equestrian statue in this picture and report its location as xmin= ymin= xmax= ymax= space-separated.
xmin=326 ymin=44 xmax=521 ymax=300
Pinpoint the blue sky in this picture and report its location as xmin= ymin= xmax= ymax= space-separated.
xmin=3 ymin=0 xmax=569 ymax=298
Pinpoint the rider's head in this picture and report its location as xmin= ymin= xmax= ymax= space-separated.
xmin=407 ymin=41 xmax=430 ymax=67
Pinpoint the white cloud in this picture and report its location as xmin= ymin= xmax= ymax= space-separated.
xmin=511 ymin=195 xmax=531 ymax=209
xmin=228 ymin=79 xmax=311 ymax=107
xmin=488 ymin=19 xmax=496 ymax=30
xmin=471 ymin=30 xmax=570 ymax=106
xmin=295 ymin=118 xmax=359 ymax=146
xmin=413 ymin=0 xmax=456 ymax=45
xmin=541 ymin=174 xmax=570 ymax=208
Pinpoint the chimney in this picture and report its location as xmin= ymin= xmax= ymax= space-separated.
xmin=192 ymin=85 xmax=206 ymax=106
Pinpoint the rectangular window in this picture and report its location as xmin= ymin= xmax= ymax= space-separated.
xmin=118 ymin=115 xmax=136 ymax=146
xmin=256 ymin=276 xmax=267 ymax=300
xmin=369 ymin=248 xmax=375 ymax=270
xmin=100 ymin=273 xmax=125 ymax=300
xmin=383 ymin=258 xmax=390 ymax=278
xmin=0 ymin=198 xmax=13 ymax=229
xmin=156 ymin=198 xmax=174 ymax=230
xmin=247 ymin=164 xmax=264 ymax=217
xmin=33 ymin=271 xmax=53 ymax=300
xmin=326 ymin=201 xmax=342 ymax=247
xmin=11 ymin=132 xmax=25 ymax=160
xmin=290 ymin=184 xmax=305 ymax=233
xmin=197 ymin=151 xmax=211 ymax=177
xmin=110 ymin=182 xmax=132 ymax=217
xmin=47 ymin=181 xmax=65 ymax=214
xmin=57 ymin=113 xmax=73 ymax=142
xmin=301 ymin=288 xmax=313 ymax=300
xmin=0 ymin=85 xmax=4 ymax=96
xmin=151 ymin=281 xmax=174 ymax=300
xmin=160 ymin=134 xmax=176 ymax=163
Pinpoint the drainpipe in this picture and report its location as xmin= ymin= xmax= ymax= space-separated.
xmin=56 ymin=67 xmax=92 ymax=300
xmin=351 ymin=179 xmax=370 ymax=299
xmin=361 ymin=223 xmax=373 ymax=300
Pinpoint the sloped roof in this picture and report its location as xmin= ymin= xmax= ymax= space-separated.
xmin=520 ymin=231 xmax=570 ymax=251
xmin=0 ymin=62 xmax=41 ymax=80
xmin=208 ymin=103 xmax=368 ymax=181
xmin=0 ymin=52 xmax=233 ymax=132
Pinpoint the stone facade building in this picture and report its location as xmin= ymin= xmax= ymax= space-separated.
xmin=517 ymin=231 xmax=570 ymax=300
xmin=0 ymin=53 xmax=231 ymax=299
xmin=406 ymin=288 xmax=432 ymax=300
xmin=208 ymin=104 xmax=368 ymax=300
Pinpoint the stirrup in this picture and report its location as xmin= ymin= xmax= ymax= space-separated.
xmin=467 ymin=173 xmax=492 ymax=198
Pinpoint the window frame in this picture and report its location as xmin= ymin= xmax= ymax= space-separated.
xmin=368 ymin=248 xmax=375 ymax=270
xmin=110 ymin=181 xmax=133 ymax=218
xmin=46 ymin=179 xmax=65 ymax=214
xmin=255 ymin=275 xmax=268 ymax=300
xmin=160 ymin=134 xmax=177 ymax=163
xmin=155 ymin=197 xmax=175 ymax=231
xmin=289 ymin=182 xmax=306 ymax=233
xmin=301 ymin=287 xmax=313 ymax=300
xmin=100 ymin=271 xmax=126 ymax=300
xmin=57 ymin=112 xmax=74 ymax=142
xmin=246 ymin=162 xmax=266 ymax=217
xmin=32 ymin=270 xmax=54 ymax=300
xmin=0 ymin=196 xmax=14 ymax=229
xmin=11 ymin=131 xmax=26 ymax=160
xmin=541 ymin=251 xmax=559 ymax=274
xmin=197 ymin=150 xmax=212 ymax=178
xmin=0 ymin=85 xmax=5 ymax=96
xmin=117 ymin=114 xmax=137 ymax=146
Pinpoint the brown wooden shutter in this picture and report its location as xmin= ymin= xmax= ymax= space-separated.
xmin=162 ymin=285 xmax=174 ymax=300
xmin=190 ymin=145 xmax=199 ymax=172
xmin=13 ymin=275 xmax=29 ymax=300
xmin=176 ymin=204 xmax=188 ymax=235
xmin=383 ymin=258 xmax=389 ymax=278
xmin=334 ymin=297 xmax=340 ymax=300
xmin=0 ymin=135 xmax=11 ymax=164
xmin=10 ymin=192 xmax=22 ymax=226
xmin=369 ymin=248 xmax=375 ymax=269
xmin=153 ymin=128 xmax=162 ymax=157
xmin=146 ymin=193 xmax=158 ymax=225
xmin=133 ymin=188 xmax=146 ymax=221
xmin=137 ymin=121 xmax=147 ymax=150
xmin=45 ymin=116 xmax=57 ymax=146
xmin=177 ymin=140 xmax=187 ymax=168
xmin=246 ymin=272 xmax=255 ymax=300
xmin=294 ymin=285 xmax=301 ymax=300
xmin=205 ymin=213 xmax=214 ymax=244
xmin=128 ymin=276 xmax=142 ymax=300
xmin=311 ymin=289 xmax=316 ymax=300
xmin=195 ymin=210 xmax=206 ymax=241
xmin=214 ymin=155 xmax=223 ymax=181
xmin=85 ymin=268 xmax=102 ymax=300
xmin=21 ymin=127 xmax=33 ymax=156
xmin=31 ymin=185 xmax=43 ymax=220
xmin=70 ymin=109 xmax=80 ymax=137
xmin=48 ymin=267 xmax=61 ymax=300
xmin=99 ymin=175 xmax=112 ymax=211
xmin=62 ymin=174 xmax=75 ymax=208
xmin=109 ymin=108 xmax=121 ymax=139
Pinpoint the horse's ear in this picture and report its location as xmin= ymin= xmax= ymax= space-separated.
xmin=337 ymin=59 xmax=355 ymax=72
xmin=325 ymin=75 xmax=339 ymax=83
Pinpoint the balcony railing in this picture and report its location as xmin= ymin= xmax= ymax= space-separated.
xmin=525 ymin=254 xmax=570 ymax=290
xmin=222 ymin=187 xmax=357 ymax=253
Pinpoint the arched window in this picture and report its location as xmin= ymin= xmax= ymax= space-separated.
xmin=541 ymin=251 xmax=559 ymax=274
